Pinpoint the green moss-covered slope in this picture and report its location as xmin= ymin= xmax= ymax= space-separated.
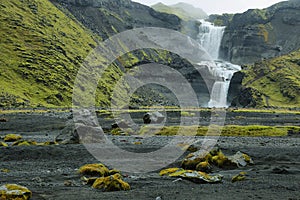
xmin=0 ymin=0 xmax=210 ymax=108
xmin=0 ymin=0 xmax=97 ymax=107
xmin=232 ymin=49 xmax=300 ymax=108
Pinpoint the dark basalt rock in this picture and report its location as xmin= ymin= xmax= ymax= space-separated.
xmin=227 ymin=71 xmax=245 ymax=106
xmin=51 ymin=0 xmax=181 ymax=40
xmin=219 ymin=0 xmax=300 ymax=65
xmin=230 ymin=87 xmax=264 ymax=108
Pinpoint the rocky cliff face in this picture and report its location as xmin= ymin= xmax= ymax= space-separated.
xmin=51 ymin=0 xmax=181 ymax=40
xmin=220 ymin=0 xmax=300 ymax=65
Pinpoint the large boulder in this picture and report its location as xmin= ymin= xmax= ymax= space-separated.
xmin=56 ymin=109 xmax=104 ymax=144
xmin=143 ymin=111 xmax=165 ymax=124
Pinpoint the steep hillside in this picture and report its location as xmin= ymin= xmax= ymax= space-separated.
xmin=0 ymin=0 xmax=97 ymax=107
xmin=219 ymin=0 xmax=300 ymax=64
xmin=152 ymin=2 xmax=207 ymax=21
xmin=0 ymin=0 xmax=210 ymax=108
xmin=228 ymin=49 xmax=300 ymax=108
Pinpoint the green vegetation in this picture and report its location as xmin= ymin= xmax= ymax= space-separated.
xmin=242 ymin=49 xmax=300 ymax=107
xmin=0 ymin=0 xmax=97 ymax=107
xmin=139 ymin=125 xmax=299 ymax=137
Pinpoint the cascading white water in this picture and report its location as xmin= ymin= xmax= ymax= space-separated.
xmin=198 ymin=20 xmax=225 ymax=60
xmin=197 ymin=20 xmax=241 ymax=108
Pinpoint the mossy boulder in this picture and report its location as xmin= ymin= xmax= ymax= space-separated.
xmin=159 ymin=168 xmax=181 ymax=176
xmin=92 ymin=173 xmax=130 ymax=192
xmin=195 ymin=161 xmax=212 ymax=173
xmin=182 ymin=149 xmax=254 ymax=170
xmin=0 ymin=184 xmax=32 ymax=200
xmin=78 ymin=163 xmax=109 ymax=177
xmin=231 ymin=172 xmax=247 ymax=183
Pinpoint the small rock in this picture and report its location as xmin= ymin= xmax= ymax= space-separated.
xmin=272 ymin=166 xmax=289 ymax=174
xmin=0 ymin=118 xmax=8 ymax=122
xmin=64 ymin=180 xmax=74 ymax=186
xmin=111 ymin=120 xmax=131 ymax=129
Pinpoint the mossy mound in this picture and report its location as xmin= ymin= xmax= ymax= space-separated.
xmin=3 ymin=134 xmax=22 ymax=142
xmin=0 ymin=184 xmax=32 ymax=200
xmin=232 ymin=172 xmax=247 ymax=183
xmin=92 ymin=173 xmax=130 ymax=192
xmin=78 ymin=163 xmax=109 ymax=177
xmin=79 ymin=163 xmax=130 ymax=192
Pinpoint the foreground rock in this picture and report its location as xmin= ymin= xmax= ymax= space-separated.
xmin=56 ymin=110 xmax=105 ymax=144
xmin=79 ymin=163 xmax=130 ymax=192
xmin=0 ymin=184 xmax=32 ymax=200
xmin=182 ymin=148 xmax=254 ymax=170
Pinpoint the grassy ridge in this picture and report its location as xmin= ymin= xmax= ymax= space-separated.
xmin=0 ymin=0 xmax=97 ymax=107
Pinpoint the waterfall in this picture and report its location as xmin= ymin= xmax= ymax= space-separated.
xmin=198 ymin=20 xmax=225 ymax=60
xmin=197 ymin=20 xmax=241 ymax=108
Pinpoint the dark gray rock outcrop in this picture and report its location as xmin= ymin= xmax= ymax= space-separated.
xmin=51 ymin=0 xmax=181 ymax=40
xmin=219 ymin=0 xmax=300 ymax=64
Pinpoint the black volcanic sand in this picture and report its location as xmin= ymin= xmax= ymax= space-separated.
xmin=0 ymin=110 xmax=300 ymax=200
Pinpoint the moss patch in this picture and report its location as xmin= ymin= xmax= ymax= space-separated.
xmin=139 ymin=125 xmax=298 ymax=137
